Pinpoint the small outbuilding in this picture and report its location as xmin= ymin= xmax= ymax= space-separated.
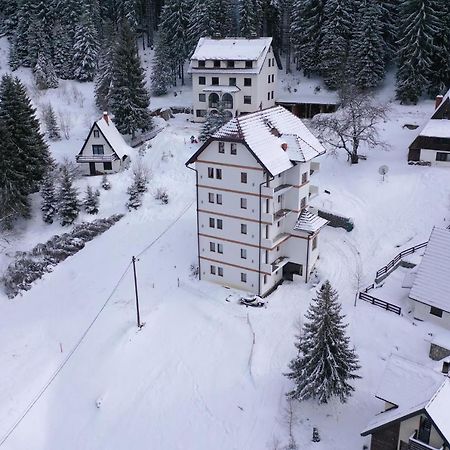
xmin=76 ymin=112 xmax=131 ymax=176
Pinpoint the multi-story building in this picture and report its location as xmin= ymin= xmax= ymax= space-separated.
xmin=186 ymin=106 xmax=327 ymax=296
xmin=189 ymin=37 xmax=280 ymax=122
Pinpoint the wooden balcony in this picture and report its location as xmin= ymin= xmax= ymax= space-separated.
xmin=408 ymin=432 xmax=444 ymax=450
xmin=76 ymin=154 xmax=117 ymax=163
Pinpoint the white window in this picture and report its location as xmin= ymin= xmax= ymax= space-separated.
xmin=240 ymin=198 xmax=247 ymax=209
xmin=216 ymin=168 xmax=222 ymax=179
xmin=267 ymin=92 xmax=270 ymax=100
xmin=241 ymin=273 xmax=247 ymax=282
xmin=196 ymin=109 xmax=207 ymax=117
xmin=218 ymin=267 xmax=223 ymax=277
xmin=219 ymin=142 xmax=225 ymax=153
xmin=268 ymin=75 xmax=271 ymax=83
xmin=208 ymin=193 xmax=214 ymax=203
xmin=208 ymin=167 xmax=214 ymax=178
xmin=209 ymin=218 xmax=215 ymax=228
xmin=241 ymin=172 xmax=247 ymax=183
xmin=241 ymin=223 xmax=247 ymax=234
xmin=217 ymin=219 xmax=223 ymax=229
xmin=199 ymin=93 xmax=206 ymax=102
xmin=241 ymin=248 xmax=247 ymax=259
xmin=231 ymin=143 xmax=237 ymax=155
xmin=244 ymin=96 xmax=251 ymax=104
xmin=302 ymin=172 xmax=308 ymax=184
xmin=93 ymin=129 xmax=100 ymax=138
xmin=210 ymin=265 xmax=216 ymax=275
xmin=216 ymin=194 xmax=222 ymax=204
xmin=263 ymin=274 xmax=267 ymax=284
xmin=217 ymin=243 xmax=223 ymax=254
xmin=210 ymin=242 xmax=216 ymax=252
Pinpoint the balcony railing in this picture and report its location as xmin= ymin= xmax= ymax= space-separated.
xmin=274 ymin=209 xmax=292 ymax=221
xmin=271 ymin=256 xmax=289 ymax=273
xmin=408 ymin=432 xmax=444 ymax=450
xmin=76 ymin=154 xmax=117 ymax=163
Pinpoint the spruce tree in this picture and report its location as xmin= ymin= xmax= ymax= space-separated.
xmin=291 ymin=0 xmax=326 ymax=75
xmin=9 ymin=0 xmax=34 ymax=69
xmin=285 ymin=281 xmax=361 ymax=404
xmin=95 ymin=40 xmax=116 ymax=111
xmin=380 ymin=0 xmax=399 ymax=65
xmin=348 ymin=0 xmax=385 ymax=89
xmin=239 ymin=0 xmax=258 ymax=38
xmin=110 ymin=22 xmax=152 ymax=137
xmin=58 ymin=166 xmax=80 ymax=226
xmin=151 ymin=33 xmax=174 ymax=96
xmin=199 ymin=102 xmax=230 ymax=141
xmin=73 ymin=10 xmax=99 ymax=82
xmin=34 ymin=51 xmax=59 ymax=90
xmin=396 ymin=0 xmax=442 ymax=104
xmin=43 ymin=104 xmax=61 ymax=141
xmin=40 ymin=173 xmax=57 ymax=224
xmin=0 ymin=75 xmax=53 ymax=194
xmin=84 ymin=186 xmax=100 ymax=214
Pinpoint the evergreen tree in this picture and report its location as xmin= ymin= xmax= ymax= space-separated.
xmin=151 ymin=33 xmax=173 ymax=96
xmin=9 ymin=0 xmax=34 ymax=69
xmin=40 ymin=173 xmax=57 ymax=224
xmin=239 ymin=0 xmax=258 ymax=38
xmin=285 ymin=281 xmax=361 ymax=404
xmin=380 ymin=0 xmax=399 ymax=65
xmin=126 ymin=181 xmax=142 ymax=210
xmin=43 ymin=104 xmax=61 ymax=141
xmin=0 ymin=119 xmax=30 ymax=228
xmin=0 ymin=75 xmax=53 ymax=194
xmin=109 ymin=23 xmax=152 ymax=137
xmin=27 ymin=1 xmax=54 ymax=69
xmin=58 ymin=166 xmax=80 ymax=226
xmin=319 ymin=0 xmax=354 ymax=89
xmin=84 ymin=186 xmax=100 ymax=214
xmin=95 ymin=32 xmax=116 ymax=111
xmin=291 ymin=0 xmax=326 ymax=75
xmin=52 ymin=23 xmax=75 ymax=79
xmin=199 ymin=102 xmax=230 ymax=141
xmin=73 ymin=10 xmax=99 ymax=82
xmin=348 ymin=0 xmax=385 ymax=89
xmin=396 ymin=0 xmax=442 ymax=104
xmin=34 ymin=51 xmax=59 ymax=90
xmin=0 ymin=0 xmax=19 ymax=36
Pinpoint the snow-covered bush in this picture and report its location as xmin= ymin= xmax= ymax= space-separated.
xmin=57 ymin=166 xmax=80 ymax=226
xmin=155 ymin=187 xmax=169 ymax=205
xmin=2 ymin=215 xmax=123 ymax=298
xmin=189 ymin=264 xmax=199 ymax=279
xmin=42 ymin=103 xmax=61 ymax=141
xmin=101 ymin=174 xmax=111 ymax=190
xmin=84 ymin=186 xmax=100 ymax=214
xmin=126 ymin=161 xmax=150 ymax=210
xmin=40 ymin=173 xmax=57 ymax=224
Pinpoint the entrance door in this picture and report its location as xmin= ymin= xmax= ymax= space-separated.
xmin=89 ymin=162 xmax=96 ymax=176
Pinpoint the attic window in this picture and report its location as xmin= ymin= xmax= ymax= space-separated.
xmin=198 ymin=60 xmax=205 ymax=68
xmin=245 ymin=61 xmax=252 ymax=68
xmin=214 ymin=60 xmax=220 ymax=68
xmin=227 ymin=60 xmax=235 ymax=68
xmin=93 ymin=130 xmax=100 ymax=138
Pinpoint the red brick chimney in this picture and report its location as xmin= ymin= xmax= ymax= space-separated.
xmin=103 ymin=111 xmax=109 ymax=125
xmin=435 ymin=95 xmax=444 ymax=110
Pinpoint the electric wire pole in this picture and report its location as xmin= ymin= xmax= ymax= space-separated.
xmin=131 ymin=256 xmax=142 ymax=328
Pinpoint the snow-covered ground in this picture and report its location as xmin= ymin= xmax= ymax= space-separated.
xmin=1 ymin=38 xmax=450 ymax=449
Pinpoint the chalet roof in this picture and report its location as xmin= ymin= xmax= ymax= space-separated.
xmin=293 ymin=209 xmax=328 ymax=234
xmin=191 ymin=37 xmax=272 ymax=62
xmin=192 ymin=106 xmax=325 ymax=176
xmin=95 ymin=114 xmax=130 ymax=159
xmin=361 ymin=355 xmax=450 ymax=443
xmin=420 ymin=120 xmax=450 ymax=139
xmin=409 ymin=227 xmax=450 ymax=312
xmin=432 ymin=88 xmax=450 ymax=119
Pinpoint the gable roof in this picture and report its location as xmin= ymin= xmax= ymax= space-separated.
xmin=432 ymin=89 xmax=450 ymax=119
xmin=78 ymin=114 xmax=131 ymax=160
xmin=186 ymin=106 xmax=325 ymax=176
xmin=361 ymin=355 xmax=450 ymax=444
xmin=409 ymin=227 xmax=450 ymax=312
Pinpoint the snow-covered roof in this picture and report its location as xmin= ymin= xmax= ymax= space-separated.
xmin=277 ymin=92 xmax=340 ymax=106
xmin=202 ymin=85 xmax=241 ymax=93
xmin=191 ymin=37 xmax=272 ymax=62
xmin=362 ymin=355 xmax=450 ymax=441
xmin=95 ymin=114 xmax=131 ymax=159
xmin=409 ymin=227 xmax=450 ymax=312
xmin=432 ymin=88 xmax=450 ymax=119
xmin=197 ymin=106 xmax=325 ymax=176
xmin=293 ymin=209 xmax=328 ymax=234
xmin=420 ymin=120 xmax=450 ymax=139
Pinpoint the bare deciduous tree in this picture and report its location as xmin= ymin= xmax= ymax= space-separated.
xmin=313 ymin=88 xmax=389 ymax=164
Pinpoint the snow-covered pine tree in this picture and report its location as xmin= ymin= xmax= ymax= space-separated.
xmin=101 ymin=174 xmax=111 ymax=190
xmin=379 ymin=0 xmax=399 ymax=65
xmin=0 ymin=75 xmax=53 ymax=194
xmin=73 ymin=9 xmax=99 ymax=82
xmin=290 ymin=0 xmax=326 ymax=75
xmin=43 ymin=104 xmax=61 ymax=141
xmin=34 ymin=51 xmax=59 ymax=90
xmin=396 ymin=0 xmax=442 ymax=104
xmin=126 ymin=181 xmax=142 ymax=210
xmin=285 ymin=280 xmax=361 ymax=404
xmin=0 ymin=0 xmax=19 ymax=36
xmin=0 ymin=118 xmax=30 ymax=228
xmin=151 ymin=32 xmax=174 ymax=96
xmin=58 ymin=166 xmax=80 ymax=226
xmin=40 ymin=173 xmax=57 ymax=224
xmin=95 ymin=32 xmax=116 ymax=111
xmin=27 ymin=1 xmax=54 ymax=69
xmin=110 ymin=22 xmax=152 ymax=137
xmin=84 ymin=186 xmax=100 ymax=214
xmin=239 ymin=0 xmax=258 ymax=37
xmin=9 ymin=0 xmax=34 ymax=69
xmin=319 ymin=0 xmax=354 ymax=89
xmin=348 ymin=0 xmax=385 ymax=89
xmin=199 ymin=101 xmax=230 ymax=141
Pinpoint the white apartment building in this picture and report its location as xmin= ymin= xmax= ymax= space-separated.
xmin=189 ymin=37 xmax=280 ymax=122
xmin=186 ymin=106 xmax=328 ymax=296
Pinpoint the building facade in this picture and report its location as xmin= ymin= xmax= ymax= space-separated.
xmin=76 ymin=112 xmax=130 ymax=176
xmin=189 ymin=37 xmax=280 ymax=122
xmin=186 ymin=106 xmax=327 ymax=296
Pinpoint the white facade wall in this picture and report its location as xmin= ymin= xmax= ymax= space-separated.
xmin=412 ymin=300 xmax=450 ymax=328
xmin=77 ymin=124 xmax=124 ymax=176
xmin=194 ymin=140 xmax=321 ymax=295
xmin=419 ymin=149 xmax=450 ymax=167
xmin=191 ymin=47 xmax=278 ymax=122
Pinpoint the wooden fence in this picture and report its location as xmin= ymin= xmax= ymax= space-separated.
xmin=375 ymin=242 xmax=427 ymax=283
xmin=358 ymin=292 xmax=402 ymax=315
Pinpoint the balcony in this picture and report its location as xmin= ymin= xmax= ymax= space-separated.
xmin=309 ymin=184 xmax=319 ymax=200
xmin=274 ymin=183 xmax=293 ymax=196
xmin=271 ymin=256 xmax=289 ymax=273
xmin=76 ymin=154 xmax=117 ymax=163
xmin=408 ymin=432 xmax=444 ymax=450
xmin=274 ymin=208 xmax=293 ymax=221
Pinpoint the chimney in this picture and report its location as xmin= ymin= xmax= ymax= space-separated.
xmin=103 ymin=111 xmax=109 ymax=125
xmin=435 ymin=95 xmax=444 ymax=110
xmin=281 ymin=143 xmax=288 ymax=151
xmin=442 ymin=360 xmax=450 ymax=375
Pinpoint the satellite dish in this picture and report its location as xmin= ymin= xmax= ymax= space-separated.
xmin=379 ymin=165 xmax=389 ymax=181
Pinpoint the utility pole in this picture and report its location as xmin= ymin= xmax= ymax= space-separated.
xmin=132 ymin=256 xmax=142 ymax=328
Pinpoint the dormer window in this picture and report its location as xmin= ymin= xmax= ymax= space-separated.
xmin=198 ymin=60 xmax=205 ymax=68
xmin=245 ymin=61 xmax=252 ymax=69
xmin=214 ymin=60 xmax=220 ymax=68
xmin=227 ymin=60 xmax=235 ymax=68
